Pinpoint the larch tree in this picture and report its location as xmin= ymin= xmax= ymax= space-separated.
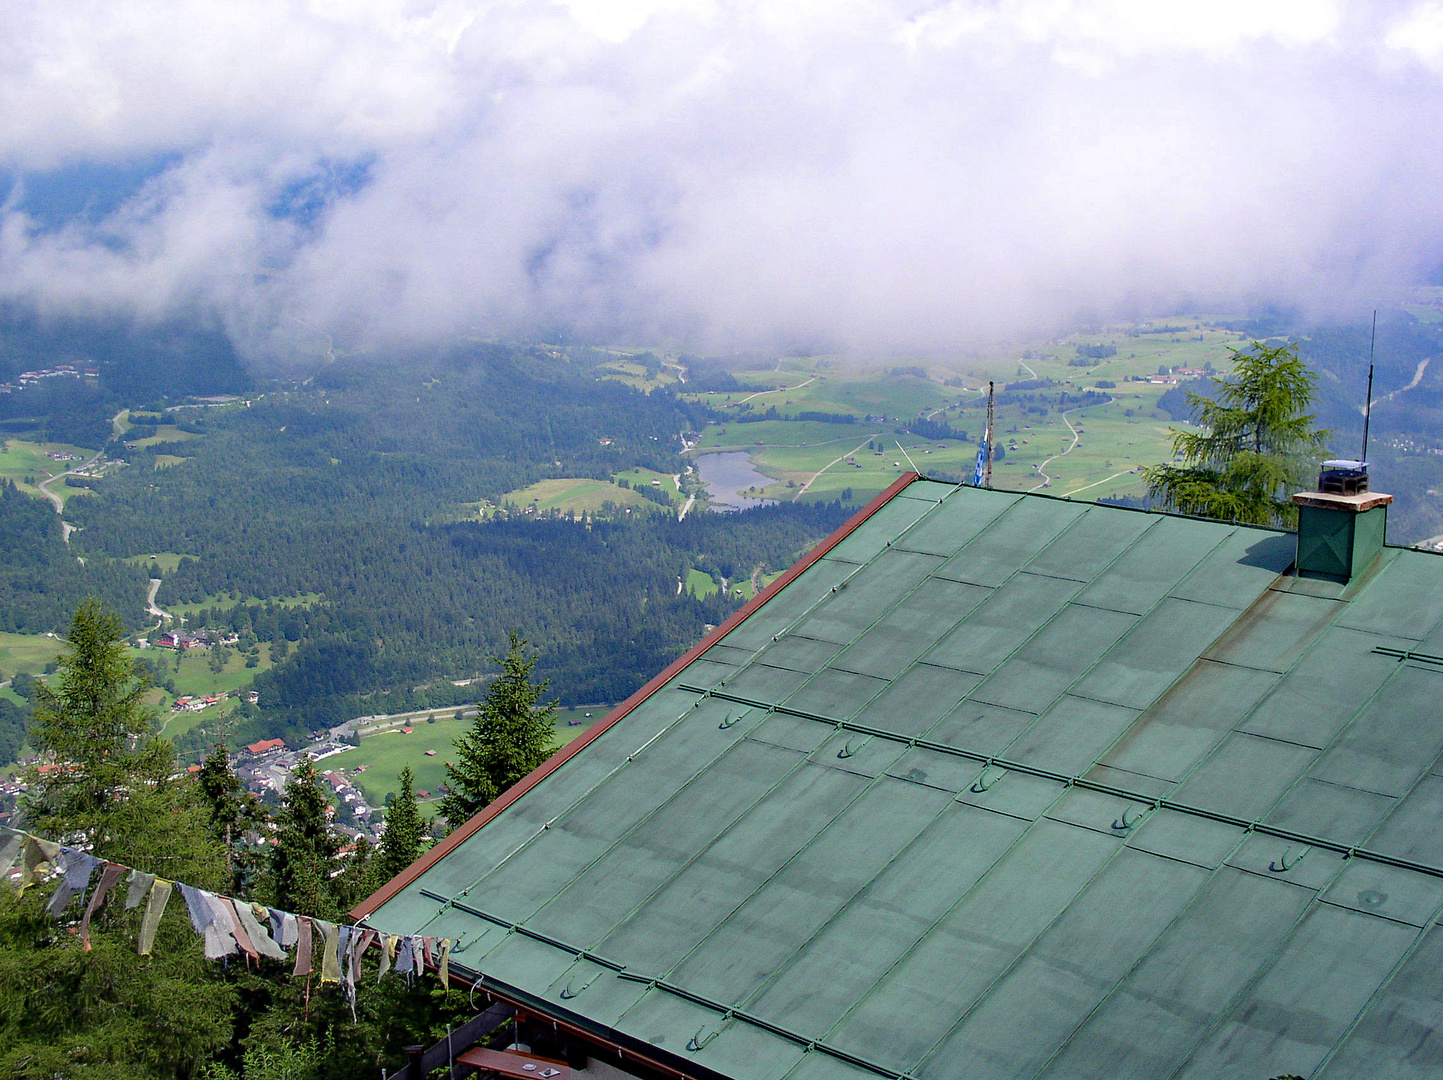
xmin=439 ymin=632 xmax=557 ymax=830
xmin=1143 ymin=340 xmax=1330 ymax=528
xmin=2 ymin=599 xmax=235 ymax=1077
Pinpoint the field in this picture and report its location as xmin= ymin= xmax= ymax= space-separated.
xmin=0 ymin=438 xmax=98 ymax=499
xmin=0 ymin=631 xmax=276 ymax=744
xmin=682 ymin=316 xmax=1246 ymax=507
xmin=146 ymin=642 xmax=280 ymax=739
xmin=612 ymin=467 xmax=682 ymax=505
xmin=685 ymin=568 xmax=719 ymax=598
xmin=726 ymin=570 xmax=784 ymax=602
xmin=121 ymin=551 xmax=190 ymax=572
xmin=125 ymin=425 xmax=202 ymax=449
xmin=0 ymin=631 xmax=65 ymax=681
xmin=162 ymin=591 xmax=323 ymax=619
xmin=326 ymin=707 xmax=603 ymax=807
xmin=501 ymin=477 xmax=660 ymax=515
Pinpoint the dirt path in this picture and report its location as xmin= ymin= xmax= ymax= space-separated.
xmin=1028 ymin=395 xmax=1113 ymax=492
xmin=146 ymin=577 xmax=173 ymax=621
xmin=1062 ymin=468 xmax=1138 ymax=499
xmin=36 ymin=410 xmax=124 ymax=525
xmin=732 ymin=374 xmax=817 ymax=406
xmin=793 ymin=433 xmax=885 ymax=501
xmin=37 ymin=445 xmax=106 ymax=516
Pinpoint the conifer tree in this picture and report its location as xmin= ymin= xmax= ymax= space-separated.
xmin=28 ymin=598 xmax=160 ymax=842
xmin=377 ymin=765 xmax=426 ymax=882
xmin=439 ymin=633 xmax=557 ymax=830
xmin=1143 ymin=341 xmax=1329 ymax=528
xmin=2 ymin=599 xmax=235 ymax=1076
xmin=197 ymin=743 xmax=269 ymax=893
xmin=267 ymin=758 xmax=341 ymax=920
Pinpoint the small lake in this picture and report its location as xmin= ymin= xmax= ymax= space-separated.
xmin=696 ymin=451 xmax=780 ymax=512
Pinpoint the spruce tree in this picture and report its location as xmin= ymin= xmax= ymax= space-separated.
xmin=377 ymin=765 xmax=426 ymax=882
xmin=1143 ymin=340 xmax=1330 ymax=528
xmin=267 ymin=758 xmax=341 ymax=920
xmin=196 ymin=743 xmax=269 ymax=894
xmin=439 ymin=632 xmax=557 ymax=830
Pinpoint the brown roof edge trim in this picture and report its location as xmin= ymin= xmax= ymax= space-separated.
xmin=352 ymin=471 xmax=924 ymax=918
xmin=453 ymin=977 xmax=706 ymax=1080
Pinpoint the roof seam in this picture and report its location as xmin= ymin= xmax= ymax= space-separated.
xmin=684 ymin=686 xmax=1443 ymax=878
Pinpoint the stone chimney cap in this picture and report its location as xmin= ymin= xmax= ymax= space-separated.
xmin=1293 ymin=490 xmax=1393 ymax=513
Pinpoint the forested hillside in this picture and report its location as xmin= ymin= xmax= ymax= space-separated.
xmin=30 ymin=345 xmax=849 ymax=753
xmin=0 ymin=481 xmax=149 ymax=632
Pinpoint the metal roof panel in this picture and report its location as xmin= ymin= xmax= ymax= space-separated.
xmin=363 ymin=482 xmax=1443 ymax=1080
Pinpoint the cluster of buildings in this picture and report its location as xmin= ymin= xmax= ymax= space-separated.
xmin=321 ymin=768 xmax=375 ymax=828
xmin=151 ymin=628 xmax=239 ymax=651
xmin=0 ymin=363 xmax=100 ymax=395
xmin=230 ymin=736 xmax=384 ymax=846
xmin=171 ymin=692 xmax=227 ymax=713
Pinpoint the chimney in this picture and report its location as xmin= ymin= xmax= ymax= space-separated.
xmin=1292 ymin=460 xmax=1391 ymax=584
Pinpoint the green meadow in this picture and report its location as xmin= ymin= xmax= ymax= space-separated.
xmin=325 ymin=707 xmax=603 ymax=807
xmin=0 ymin=439 xmax=98 ymax=499
xmin=0 ymin=631 xmax=65 ymax=680
xmin=501 ymin=477 xmax=659 ymax=515
xmin=683 ymin=316 xmax=1243 ymax=507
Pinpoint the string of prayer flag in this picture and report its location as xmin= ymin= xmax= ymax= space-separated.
xmin=0 ymin=825 xmax=454 ymax=1005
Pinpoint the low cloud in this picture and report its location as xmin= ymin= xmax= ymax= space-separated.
xmin=3 ymin=1 xmax=1443 ymax=364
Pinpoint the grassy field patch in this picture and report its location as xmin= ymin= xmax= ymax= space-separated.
xmin=127 ymin=425 xmax=201 ymax=449
xmin=145 ymin=642 xmax=277 ymax=739
xmin=0 ymin=631 xmax=66 ymax=679
xmin=685 ymin=568 xmax=719 ymax=598
xmin=162 ymin=591 xmax=323 ymax=618
xmin=328 ymin=708 xmax=602 ymax=806
xmin=122 ymin=552 xmax=190 ymax=572
xmin=612 ymin=467 xmax=680 ymax=502
xmin=0 ymin=439 xmax=98 ymax=499
xmin=502 ymin=477 xmax=656 ymax=515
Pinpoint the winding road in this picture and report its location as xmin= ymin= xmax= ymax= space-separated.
xmin=36 ymin=445 xmax=105 ymax=516
xmin=1363 ymin=358 xmax=1431 ymax=414
xmin=792 ymin=433 xmax=885 ymax=502
xmin=1028 ymin=395 xmax=1114 ymax=492
xmin=731 ymin=374 xmax=818 ymax=406
xmin=146 ymin=578 xmax=173 ymax=622
xmin=35 ymin=410 xmax=126 ymax=532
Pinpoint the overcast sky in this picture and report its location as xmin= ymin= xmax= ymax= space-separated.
xmin=3 ymin=0 xmax=1443 ymax=363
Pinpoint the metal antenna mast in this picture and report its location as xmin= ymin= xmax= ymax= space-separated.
xmin=1361 ymin=310 xmax=1376 ymax=463
xmin=983 ymin=381 xmax=995 ymax=489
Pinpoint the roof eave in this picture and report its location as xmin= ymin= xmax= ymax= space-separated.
xmin=352 ymin=471 xmax=924 ymax=919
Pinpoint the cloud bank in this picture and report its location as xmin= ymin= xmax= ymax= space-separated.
xmin=3 ymin=0 xmax=1443 ymax=363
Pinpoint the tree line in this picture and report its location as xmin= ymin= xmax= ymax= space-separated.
xmin=0 ymin=346 xmax=848 ymax=762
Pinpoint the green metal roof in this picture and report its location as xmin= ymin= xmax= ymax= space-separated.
xmin=364 ymin=478 xmax=1443 ymax=1079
